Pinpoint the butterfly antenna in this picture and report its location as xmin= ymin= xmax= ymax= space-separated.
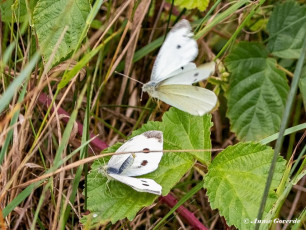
xmin=140 ymin=89 xmax=144 ymax=102
xmin=89 ymin=145 xmax=107 ymax=182
xmin=114 ymin=71 xmax=143 ymax=85
xmin=106 ymin=179 xmax=113 ymax=196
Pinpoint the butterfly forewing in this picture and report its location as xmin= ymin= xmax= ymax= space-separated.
xmin=163 ymin=63 xmax=197 ymax=79
xmin=121 ymin=131 xmax=163 ymax=176
xmin=150 ymin=20 xmax=198 ymax=82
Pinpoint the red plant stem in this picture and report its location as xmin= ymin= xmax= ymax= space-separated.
xmin=159 ymin=195 xmax=208 ymax=230
xmin=37 ymin=92 xmax=208 ymax=229
xmin=37 ymin=92 xmax=108 ymax=150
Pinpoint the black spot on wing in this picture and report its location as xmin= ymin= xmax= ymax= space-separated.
xmin=143 ymin=148 xmax=150 ymax=153
xmin=143 ymin=131 xmax=163 ymax=143
xmin=181 ymin=66 xmax=184 ymax=70
xmin=137 ymin=160 xmax=149 ymax=168
xmin=194 ymin=73 xmax=199 ymax=77
xmin=140 ymin=180 xmax=150 ymax=186
xmin=176 ymin=44 xmax=181 ymax=49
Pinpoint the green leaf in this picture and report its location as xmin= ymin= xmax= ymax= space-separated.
xmin=267 ymin=1 xmax=306 ymax=59
xmin=171 ymin=0 xmax=210 ymax=11
xmin=299 ymin=66 xmax=306 ymax=110
xmin=83 ymin=108 xmax=213 ymax=225
xmin=225 ymin=42 xmax=289 ymax=141
xmin=204 ymin=142 xmax=286 ymax=230
xmin=33 ymin=0 xmax=91 ymax=64
xmin=145 ymin=107 xmax=213 ymax=165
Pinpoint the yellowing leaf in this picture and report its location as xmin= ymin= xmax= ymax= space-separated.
xmin=173 ymin=0 xmax=210 ymax=11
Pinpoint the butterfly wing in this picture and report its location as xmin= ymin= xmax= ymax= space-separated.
xmin=107 ymin=131 xmax=163 ymax=177
xmin=155 ymin=85 xmax=218 ymax=116
xmin=150 ymin=20 xmax=198 ymax=82
xmin=163 ymin=62 xmax=197 ymax=78
xmin=122 ymin=131 xmax=163 ymax=176
xmin=108 ymin=174 xmax=162 ymax=195
xmin=160 ymin=62 xmax=215 ymax=86
xmin=106 ymin=146 xmax=133 ymax=175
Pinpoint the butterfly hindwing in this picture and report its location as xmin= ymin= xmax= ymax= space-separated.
xmin=156 ymin=85 xmax=218 ymax=116
xmin=108 ymin=173 xmax=162 ymax=195
xmin=160 ymin=62 xmax=215 ymax=86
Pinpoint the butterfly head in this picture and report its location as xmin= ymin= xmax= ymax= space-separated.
xmin=142 ymin=81 xmax=158 ymax=96
xmin=98 ymin=165 xmax=117 ymax=182
xmin=97 ymin=164 xmax=107 ymax=175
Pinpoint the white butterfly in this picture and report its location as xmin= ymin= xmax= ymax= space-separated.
xmin=142 ymin=19 xmax=217 ymax=116
xmin=105 ymin=130 xmax=163 ymax=195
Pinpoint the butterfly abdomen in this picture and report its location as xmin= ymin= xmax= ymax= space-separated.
xmin=107 ymin=155 xmax=134 ymax=174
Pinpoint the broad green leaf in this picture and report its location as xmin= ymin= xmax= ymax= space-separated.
xmin=225 ymin=42 xmax=289 ymax=141
xmin=171 ymin=0 xmax=210 ymax=11
xmin=33 ymin=0 xmax=91 ymax=64
xmin=0 ymin=0 xmax=38 ymax=22
xmin=299 ymin=66 xmax=306 ymax=110
xmin=143 ymin=107 xmax=213 ymax=165
xmin=204 ymin=142 xmax=286 ymax=230
xmin=267 ymin=1 xmax=306 ymax=59
xmin=83 ymin=108 xmax=213 ymax=225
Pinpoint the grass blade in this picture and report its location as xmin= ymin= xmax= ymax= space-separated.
xmin=256 ymin=37 xmax=306 ymax=230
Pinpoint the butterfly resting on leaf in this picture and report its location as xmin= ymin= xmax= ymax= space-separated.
xmin=102 ymin=131 xmax=163 ymax=195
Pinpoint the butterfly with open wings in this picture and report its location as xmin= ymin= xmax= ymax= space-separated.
xmin=104 ymin=130 xmax=163 ymax=195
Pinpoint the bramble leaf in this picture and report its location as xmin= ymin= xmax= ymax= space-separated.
xmin=225 ymin=42 xmax=289 ymax=141
xmin=204 ymin=142 xmax=286 ymax=230
xmin=267 ymin=1 xmax=306 ymax=59
xmin=33 ymin=0 xmax=91 ymax=65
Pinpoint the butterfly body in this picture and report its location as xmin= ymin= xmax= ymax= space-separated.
xmin=142 ymin=20 xmax=217 ymax=116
